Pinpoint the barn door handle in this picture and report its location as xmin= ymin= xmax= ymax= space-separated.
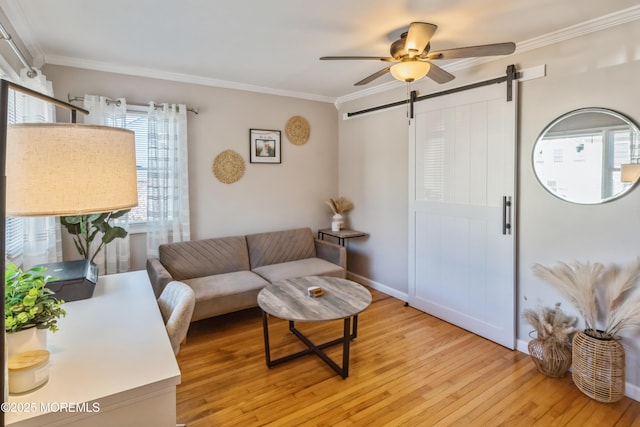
xmin=502 ymin=196 xmax=512 ymax=235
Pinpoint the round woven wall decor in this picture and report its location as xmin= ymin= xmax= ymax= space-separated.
xmin=212 ymin=150 xmax=245 ymax=184
xmin=285 ymin=115 xmax=310 ymax=145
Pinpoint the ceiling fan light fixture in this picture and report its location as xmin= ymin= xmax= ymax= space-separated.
xmin=321 ymin=20 xmax=513 ymax=86
xmin=390 ymin=61 xmax=430 ymax=83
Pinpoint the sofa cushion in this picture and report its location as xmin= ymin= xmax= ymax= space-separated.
xmin=252 ymin=257 xmax=345 ymax=283
xmin=159 ymin=235 xmax=250 ymax=281
xmin=183 ymin=271 xmax=269 ymax=321
xmin=246 ymin=227 xmax=316 ymax=269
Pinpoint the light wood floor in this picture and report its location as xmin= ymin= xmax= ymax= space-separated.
xmin=176 ymin=287 xmax=640 ymax=426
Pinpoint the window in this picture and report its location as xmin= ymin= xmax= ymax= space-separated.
xmin=606 ymin=127 xmax=632 ymax=198
xmin=5 ymin=217 xmax=23 ymax=265
xmin=5 ymin=89 xmax=27 ymax=265
xmin=538 ymin=126 xmax=631 ymax=201
xmin=124 ymin=107 xmax=148 ymax=225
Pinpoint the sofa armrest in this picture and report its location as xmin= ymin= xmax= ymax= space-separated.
xmin=146 ymin=258 xmax=174 ymax=298
xmin=314 ymin=239 xmax=346 ymax=270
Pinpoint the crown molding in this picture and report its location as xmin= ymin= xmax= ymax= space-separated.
xmin=3 ymin=3 xmax=639 ymax=105
xmin=45 ymin=54 xmax=336 ymax=104
xmin=514 ymin=4 xmax=640 ymax=55
xmin=333 ymin=80 xmax=405 ymax=109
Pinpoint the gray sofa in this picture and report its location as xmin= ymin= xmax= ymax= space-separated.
xmin=146 ymin=227 xmax=346 ymax=322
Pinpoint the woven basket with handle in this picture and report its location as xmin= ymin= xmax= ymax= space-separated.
xmin=572 ymin=329 xmax=625 ymax=403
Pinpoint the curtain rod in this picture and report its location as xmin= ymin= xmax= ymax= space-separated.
xmin=2 ymin=78 xmax=88 ymax=122
xmin=68 ymin=94 xmax=199 ymax=115
xmin=0 ymin=22 xmax=36 ymax=78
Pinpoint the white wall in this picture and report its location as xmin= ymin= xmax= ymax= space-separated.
xmin=337 ymin=19 xmax=640 ymax=393
xmin=517 ymin=20 xmax=640 ymax=393
xmin=42 ymin=65 xmax=339 ymax=270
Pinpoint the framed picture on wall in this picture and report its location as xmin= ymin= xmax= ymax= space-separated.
xmin=250 ymin=129 xmax=281 ymax=164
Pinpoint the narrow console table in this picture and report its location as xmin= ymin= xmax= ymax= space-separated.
xmin=6 ymin=270 xmax=181 ymax=427
xmin=317 ymin=229 xmax=368 ymax=247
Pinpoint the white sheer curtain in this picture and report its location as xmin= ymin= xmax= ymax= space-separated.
xmin=82 ymin=95 xmax=131 ymax=274
xmin=146 ymin=103 xmax=191 ymax=257
xmin=9 ymin=68 xmax=62 ymax=269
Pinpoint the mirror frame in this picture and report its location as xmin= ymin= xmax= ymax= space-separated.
xmin=532 ymin=107 xmax=640 ymax=204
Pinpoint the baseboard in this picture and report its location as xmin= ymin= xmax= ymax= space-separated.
xmin=627 ymin=383 xmax=640 ymax=402
xmin=516 ymin=339 xmax=640 ymax=402
xmin=516 ymin=338 xmax=530 ymax=355
xmin=346 ymin=271 xmax=409 ymax=302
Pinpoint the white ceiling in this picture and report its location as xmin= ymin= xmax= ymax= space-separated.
xmin=1 ymin=0 xmax=639 ymax=103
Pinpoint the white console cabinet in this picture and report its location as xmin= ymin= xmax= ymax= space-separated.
xmin=6 ymin=270 xmax=181 ymax=426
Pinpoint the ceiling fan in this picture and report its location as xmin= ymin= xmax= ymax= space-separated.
xmin=320 ymin=22 xmax=516 ymax=86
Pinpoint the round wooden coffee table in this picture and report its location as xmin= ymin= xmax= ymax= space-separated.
xmin=257 ymin=276 xmax=371 ymax=378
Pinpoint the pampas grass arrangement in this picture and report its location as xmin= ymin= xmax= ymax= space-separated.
xmin=600 ymin=262 xmax=640 ymax=336
xmin=325 ymin=197 xmax=354 ymax=214
xmin=523 ymin=303 xmax=577 ymax=378
xmin=523 ymin=303 xmax=578 ymax=343
xmin=533 ymin=259 xmax=639 ymax=401
xmin=532 ymin=258 xmax=640 ymax=337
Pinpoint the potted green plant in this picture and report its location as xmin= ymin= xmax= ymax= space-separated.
xmin=60 ymin=210 xmax=129 ymax=263
xmin=5 ymin=262 xmax=66 ymax=357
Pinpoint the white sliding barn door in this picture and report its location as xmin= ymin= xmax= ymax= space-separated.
xmin=408 ymin=82 xmax=517 ymax=349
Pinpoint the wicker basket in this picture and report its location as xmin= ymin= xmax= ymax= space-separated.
xmin=572 ymin=329 xmax=625 ymax=403
xmin=528 ymin=336 xmax=572 ymax=378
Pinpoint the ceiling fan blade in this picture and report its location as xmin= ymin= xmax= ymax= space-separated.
xmin=355 ymin=67 xmax=391 ymax=86
xmin=320 ymin=56 xmax=395 ymax=61
xmin=425 ymin=62 xmax=455 ymax=84
xmin=425 ymin=42 xmax=516 ymax=60
xmin=404 ymin=22 xmax=438 ymax=56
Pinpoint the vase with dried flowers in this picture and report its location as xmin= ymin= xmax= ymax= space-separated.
xmin=523 ymin=303 xmax=577 ymax=377
xmin=532 ymin=259 xmax=640 ymax=402
xmin=325 ymin=197 xmax=353 ymax=231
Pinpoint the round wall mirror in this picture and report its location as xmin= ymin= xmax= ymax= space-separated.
xmin=532 ymin=107 xmax=640 ymax=204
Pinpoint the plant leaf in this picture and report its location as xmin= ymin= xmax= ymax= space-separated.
xmin=109 ymin=209 xmax=130 ymax=219
xmin=102 ymin=226 xmax=128 ymax=244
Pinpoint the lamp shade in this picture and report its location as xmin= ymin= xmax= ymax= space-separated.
xmin=6 ymin=123 xmax=138 ymax=216
xmin=621 ymin=163 xmax=640 ymax=183
xmin=390 ymin=61 xmax=431 ymax=82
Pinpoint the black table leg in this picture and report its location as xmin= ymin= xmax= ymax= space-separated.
xmin=351 ymin=314 xmax=359 ymax=339
xmin=261 ymin=314 xmax=357 ymax=378
xmin=342 ymin=316 xmax=350 ymax=378
xmin=262 ymin=310 xmax=272 ymax=367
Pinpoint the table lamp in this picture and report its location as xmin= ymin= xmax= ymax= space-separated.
xmin=0 ymin=78 xmax=138 ymax=423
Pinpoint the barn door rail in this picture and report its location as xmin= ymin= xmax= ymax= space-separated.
xmin=347 ymin=64 xmax=520 ymax=119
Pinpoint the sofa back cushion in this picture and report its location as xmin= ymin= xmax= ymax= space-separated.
xmin=246 ymin=227 xmax=316 ymax=269
xmin=159 ymin=236 xmax=250 ymax=280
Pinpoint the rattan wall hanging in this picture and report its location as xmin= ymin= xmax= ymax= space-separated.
xmin=285 ymin=115 xmax=310 ymax=145
xmin=212 ymin=149 xmax=245 ymax=184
